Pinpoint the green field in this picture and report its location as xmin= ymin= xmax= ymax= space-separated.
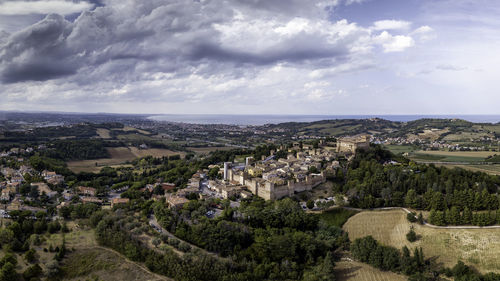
xmin=318 ymin=208 xmax=359 ymax=228
xmin=410 ymin=150 xmax=497 ymax=163
xmin=437 ymin=163 xmax=500 ymax=175
xmin=383 ymin=144 xmax=417 ymax=155
xmin=67 ymin=147 xmax=183 ymax=173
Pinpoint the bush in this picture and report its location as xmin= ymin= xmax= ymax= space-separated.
xmin=306 ymin=199 xmax=315 ymax=209
xmin=24 ymin=249 xmax=36 ymax=263
xmin=23 ymin=263 xmax=42 ymax=280
xmin=48 ymin=221 xmax=61 ymax=234
xmin=178 ymin=242 xmax=192 ymax=252
xmin=406 ymin=227 xmax=417 ymax=242
xmin=407 ymin=213 xmax=417 ymax=223
xmin=168 ymin=238 xmax=180 ymax=247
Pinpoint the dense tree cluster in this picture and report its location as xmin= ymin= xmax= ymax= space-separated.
xmin=151 ymin=197 xmax=348 ymax=280
xmin=428 ymin=208 xmax=500 ymax=226
xmin=443 ymin=261 xmax=500 ymax=281
xmin=343 ymin=146 xmax=500 ymax=224
xmin=42 ymin=140 xmax=110 ymax=161
xmin=2 ymin=124 xmax=98 ymax=141
xmin=351 ymin=236 xmax=431 ymax=279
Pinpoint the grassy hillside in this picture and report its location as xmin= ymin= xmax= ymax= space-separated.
xmin=335 ymin=260 xmax=407 ymax=281
xmin=343 ymin=209 xmax=500 ymax=274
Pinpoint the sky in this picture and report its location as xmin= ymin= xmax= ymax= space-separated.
xmin=0 ymin=0 xmax=499 ymax=115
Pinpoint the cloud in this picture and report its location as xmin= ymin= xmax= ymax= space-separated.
xmin=374 ymin=31 xmax=415 ymax=52
xmin=0 ymin=0 xmax=94 ymax=16
xmin=436 ymin=64 xmax=467 ymax=71
xmin=344 ymin=0 xmax=367 ymax=5
xmin=411 ymin=25 xmax=435 ymax=41
xmin=0 ymin=0 xmax=426 ymax=114
xmin=0 ymin=0 xmax=382 ymax=84
xmin=372 ymin=20 xmax=411 ymax=31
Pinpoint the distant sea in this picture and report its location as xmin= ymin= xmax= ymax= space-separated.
xmin=148 ymin=114 xmax=500 ymax=126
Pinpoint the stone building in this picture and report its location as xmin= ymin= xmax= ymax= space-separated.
xmin=336 ymin=135 xmax=370 ymax=154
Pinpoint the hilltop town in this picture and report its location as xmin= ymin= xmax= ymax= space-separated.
xmin=0 ymin=115 xmax=499 ymax=281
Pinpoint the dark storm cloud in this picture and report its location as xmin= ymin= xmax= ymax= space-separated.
xmin=0 ymin=0 xmax=373 ymax=84
xmin=0 ymin=14 xmax=76 ymax=83
xmin=189 ymin=40 xmax=348 ymax=66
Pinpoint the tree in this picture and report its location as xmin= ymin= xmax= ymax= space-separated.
xmin=48 ymin=221 xmax=61 ymax=234
xmin=152 ymin=237 xmax=161 ymax=248
xmin=24 ymin=248 xmax=36 ymax=263
xmin=208 ymin=167 xmax=220 ymax=180
xmin=407 ymin=213 xmax=417 ymax=223
xmin=302 ymin=252 xmax=336 ymax=281
xmin=450 ymin=206 xmax=461 ymax=225
xmin=0 ymin=262 xmax=18 ymax=281
xmin=463 ymin=207 xmax=472 ymax=224
xmin=430 ymin=192 xmax=444 ymax=211
xmin=405 ymin=189 xmax=418 ymax=208
xmin=46 ymin=260 xmax=60 ymax=277
xmin=29 ymin=185 xmax=39 ymax=199
xmin=417 ymin=212 xmax=424 ymax=225
xmin=406 ymin=226 xmax=417 ymax=242
xmin=22 ymin=264 xmax=42 ymax=280
xmin=401 ymin=246 xmax=414 ymax=275
xmin=0 ymin=229 xmax=14 ymax=245
xmin=306 ymin=200 xmax=315 ymax=209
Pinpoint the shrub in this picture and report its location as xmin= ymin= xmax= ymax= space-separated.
xmin=406 ymin=226 xmax=417 ymax=242
xmin=407 ymin=213 xmax=417 ymax=223
xmin=306 ymin=199 xmax=315 ymax=209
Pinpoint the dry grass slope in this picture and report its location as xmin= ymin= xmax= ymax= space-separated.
xmin=343 ymin=209 xmax=500 ymax=274
xmin=96 ymin=128 xmax=111 ymax=139
xmin=335 ymin=260 xmax=407 ymax=281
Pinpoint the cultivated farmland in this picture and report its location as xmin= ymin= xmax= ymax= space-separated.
xmin=67 ymin=147 xmax=183 ymax=173
xmin=343 ymin=209 xmax=500 ymax=274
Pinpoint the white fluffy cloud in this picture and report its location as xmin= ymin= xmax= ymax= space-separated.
xmin=0 ymin=0 xmax=94 ymax=16
xmin=374 ymin=31 xmax=415 ymax=52
xmin=372 ymin=20 xmax=411 ymax=31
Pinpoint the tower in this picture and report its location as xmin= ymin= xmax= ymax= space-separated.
xmin=223 ymin=162 xmax=231 ymax=180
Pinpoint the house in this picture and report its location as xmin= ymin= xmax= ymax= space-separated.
xmin=142 ymin=184 xmax=155 ymax=193
xmin=111 ymin=198 xmax=130 ymax=207
xmin=7 ymin=182 xmax=20 ymax=190
xmin=31 ymin=182 xmax=57 ymax=198
xmin=0 ymin=187 xmax=15 ymax=201
xmin=10 ymin=176 xmax=24 ymax=183
xmin=57 ymin=201 xmax=71 ymax=209
xmin=240 ymin=190 xmax=253 ymax=199
xmin=176 ymin=186 xmax=199 ymax=198
xmin=47 ymin=175 xmax=64 ymax=185
xmin=81 ymin=197 xmax=102 ymax=204
xmin=77 ymin=186 xmax=97 ymax=197
xmin=18 ymin=165 xmax=33 ymax=175
xmin=42 ymin=170 xmax=57 ymax=179
xmin=165 ymin=194 xmax=189 ymax=208
xmin=62 ymin=190 xmax=74 ymax=201
xmin=7 ymin=197 xmax=22 ymax=210
xmin=160 ymin=183 xmax=176 ymax=192
xmin=246 ymin=166 xmax=264 ymax=177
